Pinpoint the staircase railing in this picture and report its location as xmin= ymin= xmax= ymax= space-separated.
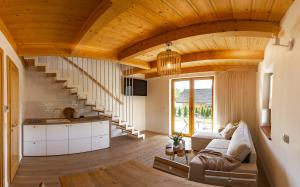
xmin=34 ymin=56 xmax=137 ymax=129
xmin=62 ymin=57 xmax=123 ymax=105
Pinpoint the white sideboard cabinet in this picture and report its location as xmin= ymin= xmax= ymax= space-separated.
xmin=23 ymin=120 xmax=110 ymax=156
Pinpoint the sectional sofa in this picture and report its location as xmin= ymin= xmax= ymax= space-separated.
xmin=189 ymin=121 xmax=258 ymax=187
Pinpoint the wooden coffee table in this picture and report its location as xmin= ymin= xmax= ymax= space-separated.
xmin=165 ymin=141 xmax=192 ymax=165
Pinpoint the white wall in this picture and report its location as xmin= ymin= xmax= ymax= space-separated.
xmin=146 ymin=77 xmax=170 ymax=134
xmin=132 ymin=96 xmax=146 ymax=131
xmin=24 ymin=67 xmax=96 ymax=118
xmin=0 ymin=31 xmax=25 ymax=187
xmin=146 ymin=72 xmax=214 ymax=134
xmin=256 ymin=1 xmax=300 ymax=186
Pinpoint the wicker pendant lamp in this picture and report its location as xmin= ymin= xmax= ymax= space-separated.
xmin=157 ymin=42 xmax=181 ymax=76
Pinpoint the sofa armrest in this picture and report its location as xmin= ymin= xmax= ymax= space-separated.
xmin=191 ymin=136 xmax=212 ymax=151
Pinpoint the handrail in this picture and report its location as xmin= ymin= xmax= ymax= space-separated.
xmin=62 ymin=56 xmax=123 ymax=105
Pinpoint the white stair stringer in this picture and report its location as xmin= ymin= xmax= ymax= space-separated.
xmin=29 ymin=56 xmax=145 ymax=140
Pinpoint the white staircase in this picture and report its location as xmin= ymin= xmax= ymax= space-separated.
xmin=26 ymin=56 xmax=145 ymax=140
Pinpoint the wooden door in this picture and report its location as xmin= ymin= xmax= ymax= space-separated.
xmin=0 ymin=48 xmax=4 ymax=187
xmin=7 ymin=57 xmax=20 ymax=183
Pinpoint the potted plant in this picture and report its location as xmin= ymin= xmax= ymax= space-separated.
xmin=169 ymin=132 xmax=183 ymax=149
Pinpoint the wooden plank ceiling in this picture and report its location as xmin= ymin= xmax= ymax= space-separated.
xmin=0 ymin=0 xmax=294 ymax=77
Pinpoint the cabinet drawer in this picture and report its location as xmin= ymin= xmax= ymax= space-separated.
xmin=204 ymin=175 xmax=257 ymax=186
xmin=47 ymin=124 xmax=69 ymax=141
xmin=69 ymin=138 xmax=91 ymax=154
xmin=92 ymin=121 xmax=109 ymax=136
xmin=92 ymin=135 xmax=109 ymax=151
xmin=24 ymin=141 xmax=46 ymax=156
xmin=47 ymin=140 xmax=68 ymax=156
xmin=69 ymin=123 xmax=91 ymax=139
xmin=23 ymin=125 xmax=46 ymax=141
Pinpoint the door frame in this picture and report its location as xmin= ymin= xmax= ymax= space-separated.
xmin=171 ymin=76 xmax=214 ymax=137
xmin=7 ymin=56 xmax=20 ymax=184
xmin=192 ymin=76 xmax=215 ymax=134
xmin=0 ymin=48 xmax=4 ymax=187
xmin=171 ymin=78 xmax=193 ymax=136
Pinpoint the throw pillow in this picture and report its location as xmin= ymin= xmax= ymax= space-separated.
xmin=220 ymin=123 xmax=238 ymax=139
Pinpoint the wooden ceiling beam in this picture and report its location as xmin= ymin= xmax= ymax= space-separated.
xmin=17 ymin=43 xmax=150 ymax=69
xmin=71 ymin=0 xmax=112 ymax=53
xmin=150 ymin=50 xmax=264 ymax=67
xmin=123 ymin=50 xmax=264 ymax=75
xmin=17 ymin=44 xmax=71 ymax=56
xmin=71 ymin=0 xmax=136 ymax=54
xmin=0 ymin=18 xmax=17 ymax=50
xmin=118 ymin=21 xmax=279 ymax=60
xmin=145 ymin=64 xmax=258 ymax=79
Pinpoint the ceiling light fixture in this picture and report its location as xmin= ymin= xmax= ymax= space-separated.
xmin=157 ymin=42 xmax=181 ymax=76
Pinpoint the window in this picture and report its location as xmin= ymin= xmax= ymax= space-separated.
xmin=171 ymin=77 xmax=214 ymax=136
xmin=261 ymin=73 xmax=273 ymax=140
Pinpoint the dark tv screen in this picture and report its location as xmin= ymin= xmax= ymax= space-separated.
xmin=123 ymin=78 xmax=147 ymax=96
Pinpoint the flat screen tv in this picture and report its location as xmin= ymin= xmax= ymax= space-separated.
xmin=123 ymin=78 xmax=147 ymax=96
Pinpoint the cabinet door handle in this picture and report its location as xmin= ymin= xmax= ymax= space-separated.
xmin=33 ymin=142 xmax=36 ymax=144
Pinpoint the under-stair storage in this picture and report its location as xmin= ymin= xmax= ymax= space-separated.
xmin=23 ymin=118 xmax=110 ymax=156
xmin=23 ymin=125 xmax=47 ymax=156
xmin=46 ymin=124 xmax=69 ymax=155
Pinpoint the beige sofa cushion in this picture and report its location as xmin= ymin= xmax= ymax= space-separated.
xmin=206 ymin=139 xmax=230 ymax=149
xmin=227 ymin=121 xmax=251 ymax=161
xmin=220 ymin=123 xmax=238 ymax=139
xmin=206 ymin=139 xmax=230 ymax=155
xmin=193 ymin=132 xmax=224 ymax=139
xmin=191 ymin=132 xmax=224 ymax=151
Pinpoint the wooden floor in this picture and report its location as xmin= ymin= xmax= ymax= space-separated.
xmin=12 ymin=132 xmax=179 ymax=187
xmin=12 ymin=132 xmax=270 ymax=187
xmin=59 ymin=160 xmax=212 ymax=187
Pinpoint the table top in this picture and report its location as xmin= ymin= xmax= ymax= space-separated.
xmin=23 ymin=116 xmax=110 ymax=125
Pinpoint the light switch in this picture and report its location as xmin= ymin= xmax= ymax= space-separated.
xmin=282 ymin=134 xmax=289 ymax=144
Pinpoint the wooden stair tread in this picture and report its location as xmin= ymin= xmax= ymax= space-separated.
xmin=45 ymin=72 xmax=57 ymax=77
xmin=55 ymin=79 xmax=68 ymax=83
xmin=86 ymin=103 xmax=96 ymax=106
xmin=93 ymin=108 xmax=105 ymax=113
xmin=35 ymin=65 xmax=46 ymax=71
xmin=64 ymin=86 xmax=77 ymax=89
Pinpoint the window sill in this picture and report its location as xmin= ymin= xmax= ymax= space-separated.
xmin=260 ymin=125 xmax=271 ymax=140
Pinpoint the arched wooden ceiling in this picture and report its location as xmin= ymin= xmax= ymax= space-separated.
xmin=0 ymin=0 xmax=294 ymax=73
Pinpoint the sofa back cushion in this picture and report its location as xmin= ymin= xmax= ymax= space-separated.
xmin=226 ymin=121 xmax=251 ymax=161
